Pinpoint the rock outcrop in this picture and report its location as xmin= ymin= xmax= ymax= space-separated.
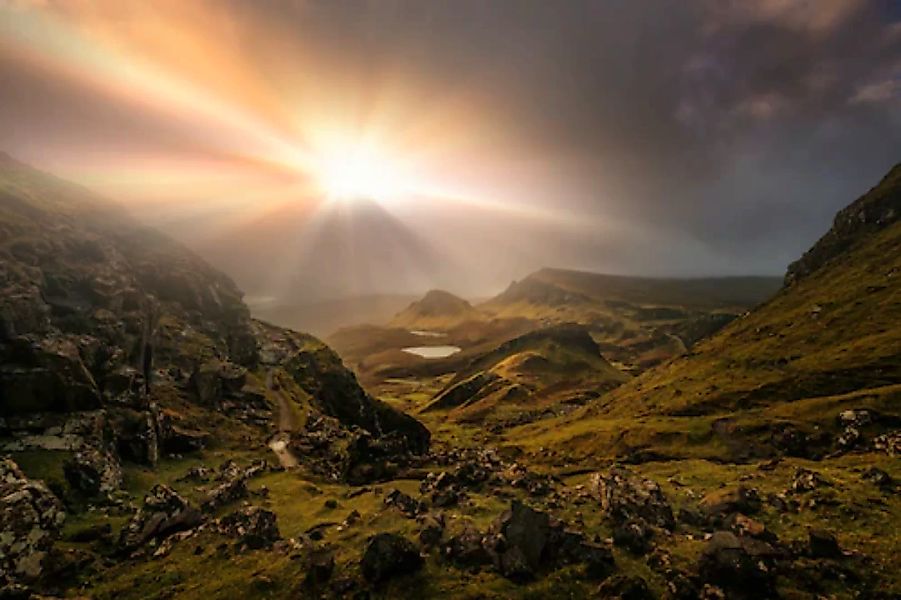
xmin=785 ymin=163 xmax=900 ymax=285
xmin=0 ymin=459 xmax=66 ymax=585
xmin=118 ymin=484 xmax=203 ymax=553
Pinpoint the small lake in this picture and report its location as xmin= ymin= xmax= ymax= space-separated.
xmin=402 ymin=345 xmax=461 ymax=359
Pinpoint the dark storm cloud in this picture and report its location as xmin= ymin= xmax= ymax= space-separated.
xmin=245 ymin=0 xmax=901 ymax=258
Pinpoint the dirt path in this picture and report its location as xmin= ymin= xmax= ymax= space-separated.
xmin=266 ymin=370 xmax=299 ymax=469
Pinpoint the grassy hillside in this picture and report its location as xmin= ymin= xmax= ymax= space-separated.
xmin=511 ymin=163 xmax=901 ymax=462
xmin=419 ymin=324 xmax=629 ymax=426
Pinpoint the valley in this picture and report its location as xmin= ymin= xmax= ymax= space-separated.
xmin=1 ymin=154 xmax=899 ymax=600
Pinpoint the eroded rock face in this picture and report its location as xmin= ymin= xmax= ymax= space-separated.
xmin=0 ymin=459 xmax=66 ymax=585
xmin=118 ymin=484 xmax=203 ymax=553
xmin=785 ymin=164 xmax=901 ymax=285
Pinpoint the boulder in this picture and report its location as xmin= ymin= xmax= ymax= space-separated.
xmin=62 ymin=447 xmax=123 ymax=496
xmin=0 ymin=459 xmax=66 ymax=584
xmin=486 ymin=500 xmax=551 ymax=580
xmin=418 ymin=513 xmax=445 ymax=549
xmin=303 ymin=549 xmax=335 ymax=587
xmin=108 ymin=408 xmax=159 ymax=466
xmin=790 ymin=468 xmax=828 ymax=493
xmin=201 ymin=477 xmax=248 ymax=512
xmin=384 ymin=488 xmax=421 ymax=518
xmin=158 ymin=412 xmax=210 ymax=454
xmin=697 ymin=531 xmax=777 ymax=596
xmin=612 ymin=519 xmax=653 ymax=555
xmin=360 ymin=533 xmax=424 ymax=584
xmin=808 ymin=529 xmax=842 ymax=559
xmin=861 ymin=467 xmax=894 ymax=490
xmin=219 ymin=506 xmax=280 ymax=549
xmin=873 ymin=430 xmax=901 ymax=456
xmin=118 ymin=484 xmax=203 ymax=552
xmin=590 ymin=467 xmax=674 ymax=529
xmin=0 ymin=336 xmax=102 ymax=416
xmin=443 ymin=522 xmax=492 ymax=568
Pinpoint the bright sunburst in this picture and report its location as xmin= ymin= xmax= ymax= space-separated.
xmin=315 ymin=141 xmax=410 ymax=203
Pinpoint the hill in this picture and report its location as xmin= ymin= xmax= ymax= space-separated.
xmin=389 ymin=289 xmax=483 ymax=330
xmin=421 ymin=324 xmax=629 ymax=427
xmin=513 ymin=163 xmax=901 ymax=463
xmin=478 ymin=269 xmax=781 ymax=372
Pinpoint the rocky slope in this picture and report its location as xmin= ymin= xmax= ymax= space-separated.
xmin=499 ymin=164 xmax=901 ymax=595
xmin=0 ymin=155 xmax=429 ymax=591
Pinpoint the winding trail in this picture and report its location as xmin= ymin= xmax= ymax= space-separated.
xmin=266 ymin=369 xmax=300 ymax=469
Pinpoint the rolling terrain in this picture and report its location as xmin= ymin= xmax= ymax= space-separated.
xmin=327 ymin=270 xmax=780 ymax=387
xmin=1 ymin=156 xmax=899 ymax=599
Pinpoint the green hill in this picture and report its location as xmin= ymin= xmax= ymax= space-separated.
xmin=514 ymin=163 xmax=901 ymax=463
xmin=421 ymin=323 xmax=629 ymax=426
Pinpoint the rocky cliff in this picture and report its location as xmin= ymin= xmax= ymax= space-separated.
xmin=785 ymin=163 xmax=900 ymax=285
xmin=0 ymin=156 xmax=430 ymax=583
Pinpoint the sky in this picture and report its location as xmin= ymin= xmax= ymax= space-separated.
xmin=1 ymin=0 xmax=900 ymax=302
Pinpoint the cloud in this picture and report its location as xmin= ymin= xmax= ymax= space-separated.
xmin=1 ymin=0 xmax=900 ymax=295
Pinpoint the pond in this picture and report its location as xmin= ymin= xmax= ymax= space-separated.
xmin=401 ymin=345 xmax=461 ymax=359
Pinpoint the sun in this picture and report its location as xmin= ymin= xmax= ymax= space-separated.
xmin=314 ymin=141 xmax=409 ymax=203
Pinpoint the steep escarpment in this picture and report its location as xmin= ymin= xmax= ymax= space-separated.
xmin=785 ymin=164 xmax=900 ymax=285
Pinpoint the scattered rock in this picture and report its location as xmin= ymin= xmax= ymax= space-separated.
xmin=791 ymin=468 xmax=829 ymax=493
xmin=360 ymin=533 xmax=424 ymax=584
xmin=873 ymin=430 xmax=901 ymax=456
xmin=808 ymin=529 xmax=842 ymax=559
xmin=220 ymin=506 xmax=280 ymax=549
xmin=443 ymin=522 xmax=492 ymax=568
xmin=0 ymin=459 xmax=66 ymax=584
xmin=178 ymin=465 xmax=213 ymax=483
xmin=384 ymin=488 xmax=421 ymax=518
xmin=723 ymin=513 xmax=773 ymax=541
xmin=590 ymin=467 xmax=674 ymax=529
xmin=861 ymin=467 xmax=894 ymax=490
xmin=118 ymin=484 xmax=203 ymax=553
xmin=418 ymin=513 xmax=445 ymax=549
xmin=63 ymin=447 xmax=123 ymax=497
xmin=303 ymin=550 xmax=335 ymax=588
xmin=697 ymin=531 xmax=777 ymax=596
xmin=612 ymin=519 xmax=653 ymax=555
